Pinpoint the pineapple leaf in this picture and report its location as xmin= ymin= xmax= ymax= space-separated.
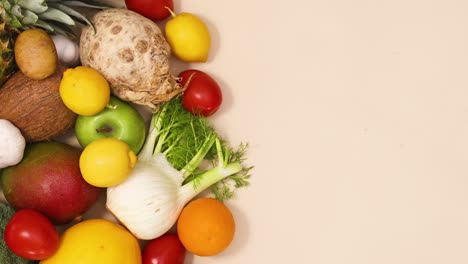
xmin=0 ymin=10 xmax=8 ymax=23
xmin=10 ymin=4 xmax=23 ymax=18
xmin=46 ymin=20 xmax=77 ymax=39
xmin=9 ymin=16 xmax=23 ymax=28
xmin=61 ymin=0 xmax=111 ymax=9
xmin=33 ymin=19 xmax=55 ymax=31
xmin=48 ymin=3 xmax=92 ymax=27
xmin=17 ymin=0 xmax=48 ymax=13
xmin=0 ymin=0 xmax=12 ymax=11
xmin=51 ymin=26 xmax=75 ymax=39
xmin=73 ymin=19 xmax=87 ymax=28
xmin=20 ymin=9 xmax=38 ymax=25
xmin=38 ymin=7 xmax=74 ymax=25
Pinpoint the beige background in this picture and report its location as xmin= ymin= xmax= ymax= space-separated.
xmin=106 ymin=0 xmax=468 ymax=263
xmin=171 ymin=0 xmax=468 ymax=263
xmin=8 ymin=0 xmax=468 ymax=263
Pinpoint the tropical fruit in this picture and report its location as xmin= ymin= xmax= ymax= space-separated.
xmin=0 ymin=0 xmax=108 ymax=84
xmin=0 ymin=21 xmax=18 ymax=86
xmin=0 ymin=66 xmax=76 ymax=142
xmin=40 ymin=219 xmax=141 ymax=264
xmin=0 ymin=141 xmax=102 ymax=224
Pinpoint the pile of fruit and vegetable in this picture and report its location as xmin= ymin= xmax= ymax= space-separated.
xmin=0 ymin=0 xmax=252 ymax=263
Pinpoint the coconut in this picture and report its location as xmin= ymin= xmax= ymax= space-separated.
xmin=80 ymin=8 xmax=184 ymax=110
xmin=0 ymin=66 xmax=76 ymax=142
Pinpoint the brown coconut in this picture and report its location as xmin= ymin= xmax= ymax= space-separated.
xmin=0 ymin=65 xmax=77 ymax=142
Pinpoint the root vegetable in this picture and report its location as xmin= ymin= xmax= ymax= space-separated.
xmin=80 ymin=8 xmax=184 ymax=110
xmin=0 ymin=66 xmax=77 ymax=142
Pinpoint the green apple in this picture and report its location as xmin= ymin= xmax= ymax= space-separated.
xmin=75 ymin=96 xmax=146 ymax=154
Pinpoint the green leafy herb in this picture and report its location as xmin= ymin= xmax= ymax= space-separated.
xmin=106 ymin=95 xmax=253 ymax=239
xmin=144 ymin=95 xmax=252 ymax=200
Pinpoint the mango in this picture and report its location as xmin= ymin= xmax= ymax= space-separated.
xmin=0 ymin=141 xmax=102 ymax=224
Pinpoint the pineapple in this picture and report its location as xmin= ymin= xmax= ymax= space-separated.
xmin=0 ymin=0 xmax=109 ymax=85
xmin=0 ymin=20 xmax=17 ymax=85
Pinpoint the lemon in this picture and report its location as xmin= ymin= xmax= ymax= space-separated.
xmin=165 ymin=11 xmax=211 ymax=62
xmin=79 ymin=138 xmax=137 ymax=187
xmin=60 ymin=66 xmax=110 ymax=116
xmin=40 ymin=219 xmax=141 ymax=264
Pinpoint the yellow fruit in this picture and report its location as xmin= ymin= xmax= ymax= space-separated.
xmin=165 ymin=10 xmax=211 ymax=62
xmin=59 ymin=66 xmax=110 ymax=116
xmin=40 ymin=219 xmax=141 ymax=264
xmin=79 ymin=138 xmax=137 ymax=187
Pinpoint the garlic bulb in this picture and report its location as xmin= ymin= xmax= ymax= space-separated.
xmin=0 ymin=119 xmax=26 ymax=168
xmin=51 ymin=34 xmax=80 ymax=66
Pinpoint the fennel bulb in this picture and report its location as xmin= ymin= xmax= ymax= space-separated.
xmin=106 ymin=96 xmax=250 ymax=240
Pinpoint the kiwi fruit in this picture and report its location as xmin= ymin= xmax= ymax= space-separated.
xmin=14 ymin=28 xmax=58 ymax=80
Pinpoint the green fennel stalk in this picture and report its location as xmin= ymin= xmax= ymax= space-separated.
xmin=138 ymin=95 xmax=251 ymax=200
xmin=106 ymin=95 xmax=253 ymax=239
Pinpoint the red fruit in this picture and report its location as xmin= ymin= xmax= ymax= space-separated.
xmin=179 ymin=69 xmax=223 ymax=117
xmin=0 ymin=141 xmax=102 ymax=224
xmin=5 ymin=209 xmax=59 ymax=260
xmin=125 ymin=0 xmax=174 ymax=21
xmin=142 ymin=233 xmax=186 ymax=264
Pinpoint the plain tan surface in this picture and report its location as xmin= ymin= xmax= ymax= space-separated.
xmin=8 ymin=0 xmax=468 ymax=263
xmin=102 ymin=0 xmax=468 ymax=263
xmin=165 ymin=1 xmax=468 ymax=263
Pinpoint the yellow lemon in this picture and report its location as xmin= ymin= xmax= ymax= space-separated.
xmin=40 ymin=219 xmax=141 ymax=264
xmin=79 ymin=138 xmax=137 ymax=187
xmin=165 ymin=10 xmax=211 ymax=62
xmin=60 ymin=66 xmax=110 ymax=116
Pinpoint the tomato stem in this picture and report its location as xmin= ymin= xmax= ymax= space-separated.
xmin=165 ymin=6 xmax=177 ymax=18
xmin=182 ymin=72 xmax=197 ymax=91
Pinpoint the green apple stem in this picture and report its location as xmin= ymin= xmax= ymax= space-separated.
xmin=96 ymin=125 xmax=113 ymax=133
xmin=165 ymin=6 xmax=177 ymax=18
xmin=106 ymin=104 xmax=117 ymax=110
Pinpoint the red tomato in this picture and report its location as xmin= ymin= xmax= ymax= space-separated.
xmin=142 ymin=233 xmax=186 ymax=264
xmin=4 ymin=209 xmax=59 ymax=260
xmin=179 ymin=69 xmax=223 ymax=117
xmin=125 ymin=0 xmax=174 ymax=21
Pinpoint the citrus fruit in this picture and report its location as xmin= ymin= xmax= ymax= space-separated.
xmin=177 ymin=197 xmax=235 ymax=256
xmin=165 ymin=10 xmax=211 ymax=62
xmin=79 ymin=138 xmax=137 ymax=187
xmin=59 ymin=66 xmax=110 ymax=116
xmin=39 ymin=219 xmax=141 ymax=264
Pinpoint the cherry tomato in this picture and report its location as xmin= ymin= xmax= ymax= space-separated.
xmin=179 ymin=69 xmax=223 ymax=117
xmin=4 ymin=209 xmax=59 ymax=260
xmin=142 ymin=233 xmax=186 ymax=264
xmin=125 ymin=0 xmax=174 ymax=21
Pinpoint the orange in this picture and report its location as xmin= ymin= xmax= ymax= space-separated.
xmin=177 ymin=197 xmax=235 ymax=256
